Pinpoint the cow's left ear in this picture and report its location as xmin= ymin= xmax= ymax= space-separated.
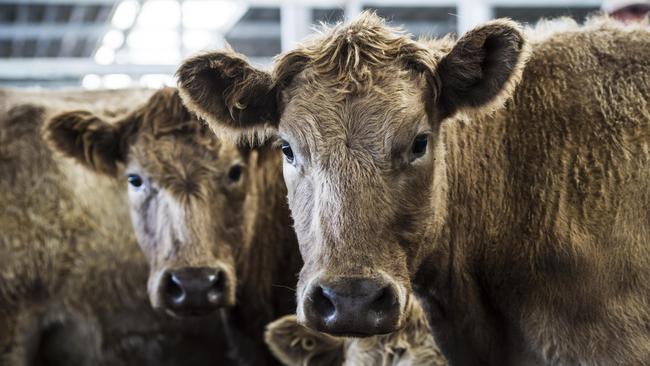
xmin=45 ymin=110 xmax=139 ymax=176
xmin=436 ymin=19 xmax=529 ymax=119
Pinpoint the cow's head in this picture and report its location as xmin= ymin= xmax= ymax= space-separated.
xmin=177 ymin=13 xmax=528 ymax=334
xmin=45 ymin=88 xmax=256 ymax=317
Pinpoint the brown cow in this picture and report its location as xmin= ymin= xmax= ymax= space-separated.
xmin=0 ymin=88 xmax=231 ymax=365
xmin=45 ymin=87 xmax=301 ymax=365
xmin=177 ymin=13 xmax=650 ymax=366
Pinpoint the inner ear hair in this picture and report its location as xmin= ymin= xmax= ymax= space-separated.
xmin=176 ymin=51 xmax=278 ymax=130
xmin=437 ymin=19 xmax=529 ymax=119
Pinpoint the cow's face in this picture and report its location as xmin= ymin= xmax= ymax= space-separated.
xmin=123 ymin=126 xmax=246 ymax=316
xmin=277 ymin=70 xmax=435 ymax=336
xmin=178 ymin=13 xmax=528 ymax=334
xmin=46 ymin=88 xmax=253 ymax=317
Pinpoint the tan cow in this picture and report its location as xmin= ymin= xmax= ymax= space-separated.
xmin=177 ymin=13 xmax=650 ymax=366
xmin=44 ymin=87 xmax=301 ymax=365
xmin=0 ymin=88 xmax=231 ymax=365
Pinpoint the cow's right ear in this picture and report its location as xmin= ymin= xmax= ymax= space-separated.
xmin=176 ymin=51 xmax=278 ymax=132
xmin=45 ymin=110 xmax=138 ymax=177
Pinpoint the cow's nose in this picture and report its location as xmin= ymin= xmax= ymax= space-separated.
xmin=303 ymin=277 xmax=400 ymax=336
xmin=162 ymin=267 xmax=227 ymax=316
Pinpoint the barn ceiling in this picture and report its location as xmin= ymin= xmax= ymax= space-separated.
xmin=0 ymin=0 xmax=601 ymax=88
xmin=0 ymin=0 xmax=115 ymax=58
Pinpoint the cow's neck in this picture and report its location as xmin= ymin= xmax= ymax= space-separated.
xmin=416 ymin=110 xmax=517 ymax=364
xmin=236 ymin=146 xmax=299 ymax=323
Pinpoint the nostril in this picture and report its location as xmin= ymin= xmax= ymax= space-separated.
xmin=313 ymin=286 xmax=336 ymax=320
xmin=166 ymin=274 xmax=185 ymax=305
xmin=206 ymin=271 xmax=225 ymax=305
xmin=369 ymin=286 xmax=397 ymax=313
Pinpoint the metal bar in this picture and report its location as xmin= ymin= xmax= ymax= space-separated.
xmin=34 ymin=6 xmax=59 ymax=57
xmin=345 ymin=0 xmax=363 ymax=19
xmin=85 ymin=4 xmax=115 ymax=56
xmin=227 ymin=21 xmax=280 ymax=39
xmin=487 ymin=0 xmax=599 ymax=6
xmin=457 ymin=0 xmax=491 ymax=33
xmin=0 ymin=0 xmax=115 ymax=4
xmin=0 ymin=58 xmax=272 ymax=79
xmin=9 ymin=4 xmax=29 ymax=57
xmin=59 ymin=5 xmax=88 ymax=57
xmin=0 ymin=24 xmax=109 ymax=39
xmin=281 ymin=3 xmax=310 ymax=52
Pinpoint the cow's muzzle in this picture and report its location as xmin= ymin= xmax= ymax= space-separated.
xmin=302 ymin=276 xmax=400 ymax=336
xmin=158 ymin=266 xmax=232 ymax=317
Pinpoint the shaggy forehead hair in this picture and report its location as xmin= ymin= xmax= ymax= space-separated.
xmin=134 ymin=89 xmax=222 ymax=163
xmin=128 ymin=88 xmax=223 ymax=201
xmin=137 ymin=88 xmax=214 ymax=141
xmin=273 ymin=12 xmax=442 ymax=95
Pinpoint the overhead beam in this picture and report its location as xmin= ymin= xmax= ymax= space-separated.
xmin=0 ymin=0 xmax=116 ymax=4
xmin=0 ymin=24 xmax=108 ymax=39
xmin=0 ymin=58 xmax=272 ymax=79
xmin=9 ymin=4 xmax=29 ymax=57
xmin=227 ymin=21 xmax=280 ymax=39
xmin=488 ymin=0 xmax=599 ymax=5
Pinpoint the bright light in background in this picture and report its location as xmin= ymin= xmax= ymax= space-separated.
xmin=183 ymin=30 xmax=213 ymax=50
xmin=128 ymin=29 xmax=179 ymax=49
xmin=82 ymin=74 xmax=102 ymax=89
xmin=182 ymin=1 xmax=247 ymax=30
xmin=102 ymin=30 xmax=125 ymax=49
xmin=138 ymin=0 xmax=180 ymax=28
xmin=139 ymin=74 xmax=175 ymax=88
xmin=111 ymin=0 xmax=139 ymax=30
xmin=94 ymin=46 xmax=115 ymax=64
xmin=129 ymin=48 xmax=180 ymax=64
xmin=92 ymin=0 xmax=248 ymax=87
xmin=103 ymin=74 xmax=132 ymax=89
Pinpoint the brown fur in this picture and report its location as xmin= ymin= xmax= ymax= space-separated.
xmin=45 ymin=87 xmax=302 ymax=365
xmin=0 ymin=88 xmax=230 ymax=365
xmin=265 ymin=297 xmax=446 ymax=366
xmin=178 ymin=11 xmax=650 ymax=366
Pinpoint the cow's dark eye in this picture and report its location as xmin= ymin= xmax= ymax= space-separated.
xmin=412 ymin=134 xmax=428 ymax=158
xmin=280 ymin=140 xmax=294 ymax=164
xmin=127 ymin=174 xmax=143 ymax=188
xmin=228 ymin=164 xmax=242 ymax=182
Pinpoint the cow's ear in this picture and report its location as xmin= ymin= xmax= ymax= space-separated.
xmin=436 ymin=19 xmax=528 ymax=119
xmin=45 ymin=110 xmax=138 ymax=176
xmin=176 ymin=51 xmax=278 ymax=132
xmin=264 ymin=315 xmax=345 ymax=366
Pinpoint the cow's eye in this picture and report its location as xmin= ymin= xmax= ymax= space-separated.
xmin=280 ymin=140 xmax=294 ymax=164
xmin=127 ymin=174 xmax=143 ymax=188
xmin=412 ymin=134 xmax=428 ymax=158
xmin=228 ymin=164 xmax=243 ymax=182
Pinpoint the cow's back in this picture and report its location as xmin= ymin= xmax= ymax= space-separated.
xmin=511 ymin=20 xmax=650 ymax=365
